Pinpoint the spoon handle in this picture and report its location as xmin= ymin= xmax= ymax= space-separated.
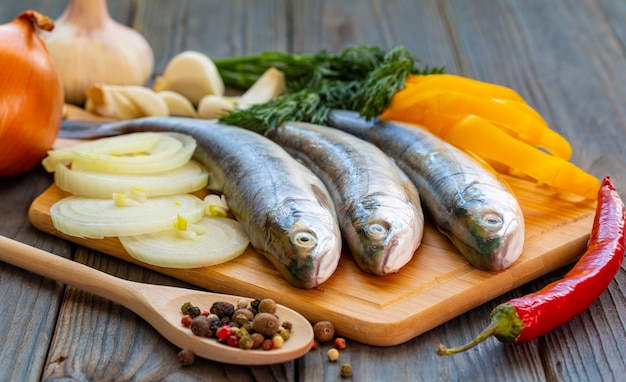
xmin=0 ymin=235 xmax=136 ymax=306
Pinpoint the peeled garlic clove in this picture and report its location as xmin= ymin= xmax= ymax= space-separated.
xmin=158 ymin=91 xmax=198 ymax=118
xmin=197 ymin=95 xmax=237 ymax=120
xmin=154 ymin=51 xmax=225 ymax=106
xmin=42 ymin=0 xmax=154 ymax=105
xmin=86 ymin=84 xmax=142 ymax=119
xmin=239 ymin=67 xmax=286 ymax=106
xmin=116 ymin=86 xmax=169 ymax=117
xmin=85 ymin=84 xmax=168 ymax=119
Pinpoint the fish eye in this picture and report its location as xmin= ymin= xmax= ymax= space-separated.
xmin=482 ymin=213 xmax=503 ymax=228
xmin=366 ymin=223 xmax=388 ymax=239
xmin=292 ymin=231 xmax=317 ymax=248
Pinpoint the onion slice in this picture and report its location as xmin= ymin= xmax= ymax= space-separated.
xmin=47 ymin=132 xmax=162 ymax=162
xmin=44 ymin=132 xmax=197 ymax=174
xmin=53 ymin=160 xmax=209 ymax=198
xmin=50 ymin=194 xmax=205 ymax=239
xmin=120 ymin=217 xmax=250 ymax=268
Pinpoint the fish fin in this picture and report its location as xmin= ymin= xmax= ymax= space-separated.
xmin=402 ymin=180 xmax=422 ymax=209
xmin=206 ymin=174 xmax=223 ymax=192
xmin=311 ymin=184 xmax=336 ymax=216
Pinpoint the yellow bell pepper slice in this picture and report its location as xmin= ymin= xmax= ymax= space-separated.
xmin=404 ymin=74 xmax=527 ymax=103
xmin=443 ymin=115 xmax=599 ymax=200
xmin=382 ymin=89 xmax=572 ymax=160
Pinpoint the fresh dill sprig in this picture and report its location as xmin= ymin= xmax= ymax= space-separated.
xmin=215 ymin=45 xmax=444 ymax=133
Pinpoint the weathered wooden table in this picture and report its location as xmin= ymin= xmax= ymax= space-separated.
xmin=2 ymin=1 xmax=626 ymax=380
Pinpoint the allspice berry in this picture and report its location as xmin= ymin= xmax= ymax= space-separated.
xmin=252 ymin=312 xmax=280 ymax=336
xmin=313 ymin=321 xmax=335 ymax=342
xmin=250 ymin=332 xmax=265 ymax=349
xmin=177 ymin=349 xmax=195 ymax=366
xmin=190 ymin=315 xmax=211 ymax=337
xmin=258 ymin=298 xmax=277 ymax=314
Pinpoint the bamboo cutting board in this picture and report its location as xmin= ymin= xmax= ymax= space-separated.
xmin=28 ymin=176 xmax=596 ymax=346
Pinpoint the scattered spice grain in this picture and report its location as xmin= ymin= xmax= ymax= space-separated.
xmin=177 ymin=349 xmax=195 ymax=366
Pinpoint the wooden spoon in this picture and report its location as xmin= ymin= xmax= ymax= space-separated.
xmin=0 ymin=235 xmax=314 ymax=365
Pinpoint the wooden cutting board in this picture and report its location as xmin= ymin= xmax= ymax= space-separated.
xmin=28 ymin=175 xmax=596 ymax=346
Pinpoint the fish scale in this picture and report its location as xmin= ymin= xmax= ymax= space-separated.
xmin=327 ymin=110 xmax=525 ymax=271
xmin=266 ymin=121 xmax=424 ymax=275
xmin=100 ymin=117 xmax=342 ymax=289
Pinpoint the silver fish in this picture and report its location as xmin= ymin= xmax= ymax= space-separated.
xmin=100 ymin=117 xmax=342 ymax=289
xmin=327 ymin=110 xmax=525 ymax=271
xmin=266 ymin=121 xmax=424 ymax=275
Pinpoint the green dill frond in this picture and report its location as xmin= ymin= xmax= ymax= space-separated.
xmin=215 ymin=45 xmax=444 ymax=131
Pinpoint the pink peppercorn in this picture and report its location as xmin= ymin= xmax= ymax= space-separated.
xmin=181 ymin=315 xmax=192 ymax=328
xmin=227 ymin=335 xmax=240 ymax=347
xmin=216 ymin=325 xmax=233 ymax=341
xmin=261 ymin=338 xmax=274 ymax=351
xmin=334 ymin=338 xmax=347 ymax=349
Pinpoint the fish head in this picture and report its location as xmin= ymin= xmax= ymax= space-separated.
xmin=262 ymin=192 xmax=342 ymax=289
xmin=343 ymin=193 xmax=424 ymax=275
xmin=448 ymin=182 xmax=525 ymax=271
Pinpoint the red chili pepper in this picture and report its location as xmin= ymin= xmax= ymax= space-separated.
xmin=437 ymin=176 xmax=626 ymax=355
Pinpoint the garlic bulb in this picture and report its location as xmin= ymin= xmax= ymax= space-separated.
xmin=42 ymin=0 xmax=154 ymax=105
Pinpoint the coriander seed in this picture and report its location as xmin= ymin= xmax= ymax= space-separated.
xmin=327 ymin=348 xmax=339 ymax=361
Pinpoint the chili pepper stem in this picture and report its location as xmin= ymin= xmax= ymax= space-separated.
xmin=437 ymin=319 xmax=502 ymax=356
xmin=437 ymin=303 xmax=522 ymax=356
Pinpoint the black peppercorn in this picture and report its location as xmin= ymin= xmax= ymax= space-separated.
xmin=187 ymin=306 xmax=201 ymax=319
xmin=282 ymin=321 xmax=293 ymax=331
xmin=210 ymin=301 xmax=235 ymax=319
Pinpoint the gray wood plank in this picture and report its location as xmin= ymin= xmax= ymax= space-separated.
xmin=42 ymin=247 xmax=296 ymax=381
xmin=0 ymin=169 xmax=70 ymax=382
xmin=1 ymin=0 xmax=625 ymax=380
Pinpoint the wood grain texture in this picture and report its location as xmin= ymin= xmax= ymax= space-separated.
xmin=29 ymin=176 xmax=595 ymax=347
xmin=1 ymin=0 xmax=626 ymax=380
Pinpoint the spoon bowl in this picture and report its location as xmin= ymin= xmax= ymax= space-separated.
xmin=0 ymin=235 xmax=314 ymax=365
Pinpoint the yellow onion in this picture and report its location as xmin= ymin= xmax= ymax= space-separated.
xmin=0 ymin=10 xmax=64 ymax=178
xmin=42 ymin=0 xmax=154 ymax=105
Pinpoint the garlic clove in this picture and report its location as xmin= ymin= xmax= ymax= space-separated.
xmin=197 ymin=95 xmax=237 ymax=120
xmin=238 ymin=67 xmax=286 ymax=107
xmin=158 ymin=91 xmax=198 ymax=118
xmin=116 ymin=86 xmax=169 ymax=117
xmin=86 ymin=84 xmax=142 ymax=119
xmin=154 ymin=51 xmax=225 ymax=106
xmin=85 ymin=84 xmax=168 ymax=119
xmin=42 ymin=0 xmax=154 ymax=105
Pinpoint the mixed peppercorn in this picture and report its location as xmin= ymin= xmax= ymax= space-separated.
xmin=179 ymin=298 xmax=292 ymax=353
xmin=310 ymin=320 xmax=352 ymax=378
